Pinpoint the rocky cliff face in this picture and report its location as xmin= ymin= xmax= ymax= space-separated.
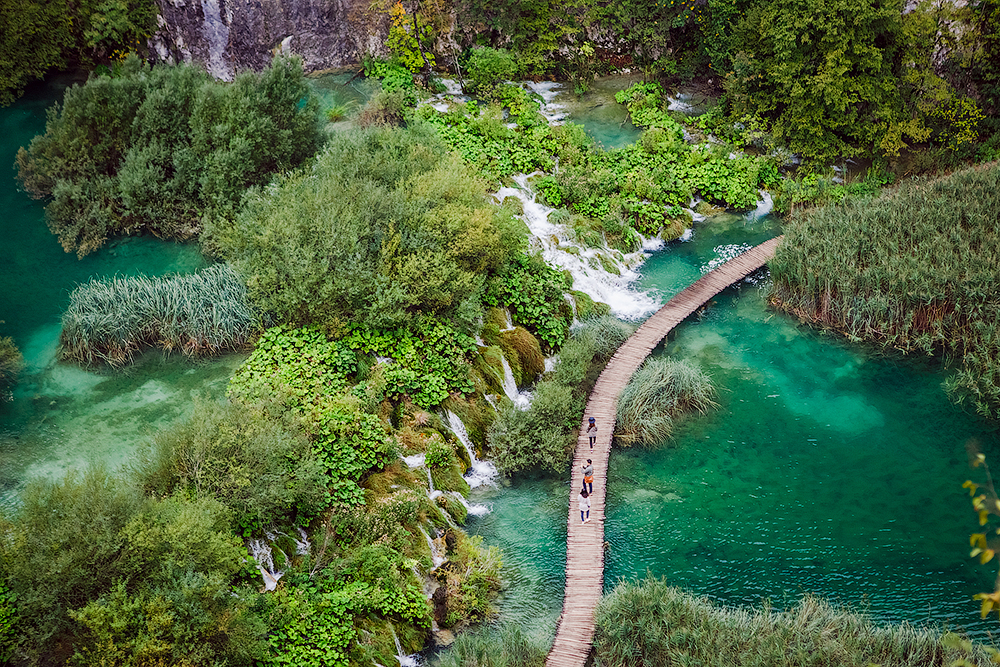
xmin=149 ymin=0 xmax=391 ymax=79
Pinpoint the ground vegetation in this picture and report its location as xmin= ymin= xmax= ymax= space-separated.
xmin=595 ymin=578 xmax=997 ymax=667
xmin=59 ymin=264 xmax=257 ymax=366
xmin=615 ymin=356 xmax=717 ymax=446
xmin=769 ymin=162 xmax=1000 ymax=418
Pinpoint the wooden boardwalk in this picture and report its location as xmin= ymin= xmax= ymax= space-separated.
xmin=546 ymin=235 xmax=783 ymax=667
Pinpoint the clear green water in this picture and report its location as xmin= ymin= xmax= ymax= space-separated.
xmin=468 ymin=212 xmax=1000 ymax=640
xmin=562 ymin=75 xmax=644 ymax=150
xmin=0 ymin=79 xmax=245 ymax=504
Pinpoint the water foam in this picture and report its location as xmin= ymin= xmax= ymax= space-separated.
xmin=495 ymin=174 xmax=662 ymax=320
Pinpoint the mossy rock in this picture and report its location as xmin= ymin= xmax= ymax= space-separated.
xmin=563 ymin=245 xmax=581 ymax=255
xmin=501 ymin=196 xmax=524 ymax=216
xmin=660 ymin=217 xmax=687 ymax=241
xmin=431 ymin=459 xmax=471 ymax=495
xmin=561 ymin=269 xmax=574 ymax=289
xmin=694 ymin=200 xmax=724 ymax=216
xmin=498 ymin=327 xmax=544 ymax=387
xmin=595 ymin=252 xmax=622 ymax=276
xmin=437 ymin=493 xmax=469 ymax=525
xmin=571 ymin=290 xmax=611 ymax=319
xmin=472 ymin=345 xmax=505 ymax=395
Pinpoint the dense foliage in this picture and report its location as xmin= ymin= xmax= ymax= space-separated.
xmin=59 ymin=264 xmax=257 ymax=366
xmin=769 ymin=162 xmax=1000 ymax=418
xmin=595 ymin=578 xmax=995 ymax=666
xmin=488 ymin=315 xmax=634 ymax=473
xmin=0 ymin=468 xmax=266 ymax=666
xmin=16 ymin=55 xmax=319 ymax=256
xmin=0 ymin=0 xmax=155 ymax=105
xmin=209 ymin=126 xmax=525 ymax=331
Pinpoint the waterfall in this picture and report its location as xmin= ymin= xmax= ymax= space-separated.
xmin=446 ymin=410 xmax=498 ymax=489
xmin=199 ymin=0 xmax=233 ymax=81
xmin=419 ymin=525 xmax=447 ymax=568
xmin=498 ymin=354 xmax=529 ymax=408
xmin=495 ymin=175 xmax=662 ymax=320
xmin=248 ymin=537 xmax=283 ymax=591
xmin=448 ymin=490 xmax=491 ymax=518
xmin=388 ymin=622 xmax=421 ymax=667
xmin=746 ymin=190 xmax=774 ymax=220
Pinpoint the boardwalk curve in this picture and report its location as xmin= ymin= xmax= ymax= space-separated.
xmin=546 ymin=235 xmax=784 ymax=667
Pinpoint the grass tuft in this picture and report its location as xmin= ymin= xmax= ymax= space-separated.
xmin=615 ymin=356 xmax=717 ymax=446
xmin=59 ymin=264 xmax=258 ymax=367
xmin=596 ymin=578 xmax=996 ymax=667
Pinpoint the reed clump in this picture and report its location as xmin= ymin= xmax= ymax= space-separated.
xmin=769 ymin=162 xmax=1000 ymax=418
xmin=615 ymin=357 xmax=717 ymax=446
xmin=435 ymin=622 xmax=547 ymax=667
xmin=60 ymin=264 xmax=258 ymax=366
xmin=596 ymin=577 xmax=996 ymax=667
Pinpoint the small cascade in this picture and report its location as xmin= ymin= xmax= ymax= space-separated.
xmin=401 ymin=453 xmax=426 ymax=469
xmin=499 ymin=309 xmax=515 ymax=332
xmin=446 ymin=410 xmax=499 ymax=488
xmin=449 ymin=490 xmax=491 ymax=518
xmin=746 ymin=190 xmax=774 ymax=220
xmin=483 ymin=395 xmax=501 ymax=414
xmin=419 ymin=525 xmax=447 ymax=568
xmin=525 ymin=81 xmax=568 ymax=125
xmin=499 ymin=355 xmax=516 ymax=396
xmin=388 ymin=622 xmax=421 ymax=667
xmin=248 ymin=538 xmax=283 ymax=592
xmin=495 ymin=174 xmax=662 ymax=320
xmin=544 ymin=354 xmax=559 ymax=373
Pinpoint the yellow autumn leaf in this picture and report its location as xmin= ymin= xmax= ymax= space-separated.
xmin=982 ymin=549 xmax=995 ymax=564
xmin=981 ymin=509 xmax=991 ymax=526
xmin=965 ymin=480 xmax=979 ymax=496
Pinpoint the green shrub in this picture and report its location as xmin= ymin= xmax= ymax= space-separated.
xmin=210 ymin=126 xmax=524 ymax=331
xmin=16 ymin=55 xmax=319 ymax=256
xmin=615 ymin=357 xmax=717 ymax=447
xmin=434 ymin=535 xmax=502 ymax=627
xmin=465 ymin=48 xmax=519 ymax=98
xmin=59 ymin=264 xmax=258 ymax=367
xmin=485 ymin=254 xmax=571 ymax=351
xmin=137 ymin=397 xmax=330 ymax=535
xmin=0 ymin=468 xmax=261 ymax=665
xmin=426 ymin=436 xmax=458 ymax=469
xmin=498 ymin=327 xmax=544 ymax=388
xmin=0 ymin=0 xmax=156 ymax=105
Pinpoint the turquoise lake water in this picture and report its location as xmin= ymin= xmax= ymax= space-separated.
xmin=3 ymin=73 xmax=999 ymax=644
xmin=0 ymin=79 xmax=244 ymax=504
xmin=467 ymin=212 xmax=1000 ymax=642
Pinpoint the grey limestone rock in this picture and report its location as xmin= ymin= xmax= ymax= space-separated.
xmin=149 ymin=0 xmax=392 ymax=78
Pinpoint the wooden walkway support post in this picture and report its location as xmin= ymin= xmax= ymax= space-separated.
xmin=545 ymin=236 xmax=783 ymax=667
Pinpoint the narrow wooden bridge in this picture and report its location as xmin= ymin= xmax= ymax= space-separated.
xmin=546 ymin=235 xmax=783 ymax=667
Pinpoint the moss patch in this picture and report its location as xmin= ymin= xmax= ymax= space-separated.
xmin=498 ymin=327 xmax=544 ymax=387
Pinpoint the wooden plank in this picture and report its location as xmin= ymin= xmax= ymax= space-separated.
xmin=545 ymin=236 xmax=782 ymax=667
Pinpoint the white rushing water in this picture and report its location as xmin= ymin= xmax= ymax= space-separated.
xmin=446 ymin=410 xmax=498 ymax=491
xmin=389 ymin=622 xmax=421 ymax=667
xmin=524 ymin=81 xmax=569 ymax=125
xmin=498 ymin=354 xmax=532 ymax=409
xmin=495 ymin=174 xmax=664 ymax=320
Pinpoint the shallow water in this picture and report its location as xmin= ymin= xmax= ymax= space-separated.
xmin=0 ymin=78 xmax=246 ymax=504
xmin=468 ymin=213 xmax=1000 ymax=641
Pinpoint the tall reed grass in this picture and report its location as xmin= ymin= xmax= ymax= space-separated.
xmin=60 ymin=264 xmax=258 ymax=366
xmin=595 ymin=577 xmax=995 ymax=667
xmin=435 ymin=622 xmax=547 ymax=667
xmin=615 ymin=357 xmax=717 ymax=446
xmin=769 ymin=162 xmax=1000 ymax=417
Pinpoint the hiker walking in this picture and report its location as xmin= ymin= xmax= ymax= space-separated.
xmin=587 ymin=417 xmax=597 ymax=448
xmin=582 ymin=459 xmax=594 ymax=494
xmin=579 ymin=488 xmax=591 ymax=523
